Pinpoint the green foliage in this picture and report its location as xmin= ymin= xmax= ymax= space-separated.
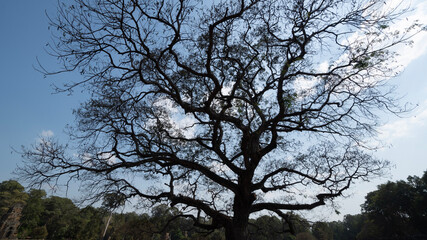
xmin=29 ymin=225 xmax=48 ymax=239
xmin=295 ymin=232 xmax=317 ymax=240
xmin=327 ymin=214 xmax=368 ymax=240
xmin=102 ymin=192 xmax=126 ymax=210
xmin=356 ymin=219 xmax=381 ymax=240
xmin=249 ymin=215 xmax=285 ymax=240
xmin=18 ymin=189 xmax=46 ymax=238
xmin=76 ymin=206 xmax=104 ymax=240
xmin=312 ymin=221 xmax=333 ymax=240
xmin=0 ymin=180 xmax=28 ymax=217
xmin=104 ymin=204 xmax=225 ymax=240
xmin=342 ymin=214 xmax=367 ymax=239
xmin=361 ymin=171 xmax=427 ymax=239
xmin=107 ymin=212 xmax=153 ymax=240
xmin=247 ymin=213 xmax=315 ymax=240
xmin=2 ymin=173 xmax=427 ymax=240
xmin=289 ymin=213 xmax=311 ymax=234
xmin=0 ymin=181 xmax=104 ymax=240
xmin=42 ymin=196 xmax=82 ymax=239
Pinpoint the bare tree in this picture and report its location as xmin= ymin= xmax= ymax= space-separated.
xmin=18 ymin=0 xmax=421 ymax=239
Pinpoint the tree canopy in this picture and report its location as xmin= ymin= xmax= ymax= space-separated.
xmin=18 ymin=0 xmax=421 ymax=239
xmin=360 ymin=171 xmax=427 ymax=239
xmin=0 ymin=180 xmax=28 ymax=217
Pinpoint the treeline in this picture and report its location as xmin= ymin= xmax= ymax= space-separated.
xmin=0 ymin=170 xmax=426 ymax=240
xmin=313 ymin=170 xmax=427 ymax=240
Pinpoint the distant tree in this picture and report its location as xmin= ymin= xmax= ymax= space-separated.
xmin=42 ymin=196 xmax=81 ymax=240
xmin=327 ymin=214 xmax=367 ymax=240
xmin=356 ymin=219 xmax=381 ymax=240
xmin=248 ymin=213 xmax=314 ymax=240
xmin=361 ymin=171 xmax=427 ymax=239
xmin=77 ymin=206 xmax=104 ymax=240
xmin=362 ymin=180 xmax=413 ymax=238
xmin=287 ymin=213 xmax=312 ymax=236
xmin=18 ymin=0 xmax=421 ymax=239
xmin=0 ymin=180 xmax=28 ymax=217
xmin=249 ymin=215 xmax=285 ymax=240
xmin=0 ymin=181 xmax=104 ymax=240
xmin=101 ymin=192 xmax=126 ymax=239
xmin=109 ymin=212 xmax=153 ymax=240
xmin=406 ymin=171 xmax=427 ymax=233
xmin=343 ymin=214 xmax=367 ymax=240
xmin=18 ymin=189 xmax=47 ymax=239
xmin=312 ymin=221 xmax=333 ymax=240
xmin=29 ymin=225 xmax=49 ymax=239
xmin=295 ymin=232 xmax=317 ymax=240
xmin=150 ymin=204 xmax=193 ymax=239
xmin=328 ymin=221 xmax=345 ymax=240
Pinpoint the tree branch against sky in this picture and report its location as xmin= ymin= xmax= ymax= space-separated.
xmin=16 ymin=0 xmax=424 ymax=239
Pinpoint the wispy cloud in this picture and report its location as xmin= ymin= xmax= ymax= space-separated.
xmin=371 ymin=0 xmax=427 ymax=145
xmin=378 ymin=102 xmax=427 ymax=143
xmin=389 ymin=0 xmax=427 ymax=69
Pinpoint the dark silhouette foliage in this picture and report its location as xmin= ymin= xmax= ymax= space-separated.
xmin=360 ymin=171 xmax=427 ymax=239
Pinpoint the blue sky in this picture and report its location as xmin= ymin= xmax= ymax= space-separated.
xmin=0 ymin=1 xmax=84 ymax=179
xmin=0 ymin=0 xmax=426 ymax=220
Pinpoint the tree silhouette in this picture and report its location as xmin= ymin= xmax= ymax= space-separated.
xmin=18 ymin=0 xmax=421 ymax=239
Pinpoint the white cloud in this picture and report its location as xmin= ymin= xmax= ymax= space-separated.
xmin=151 ymin=97 xmax=197 ymax=138
xmin=293 ymin=76 xmax=318 ymax=99
xmin=37 ymin=130 xmax=55 ymax=144
xmin=221 ymin=83 xmax=233 ymax=96
xmin=153 ymin=97 xmax=179 ymax=114
xmin=317 ymin=61 xmax=329 ymax=73
xmin=98 ymin=152 xmax=117 ymax=165
xmin=174 ymin=114 xmax=197 ymax=138
xmin=40 ymin=130 xmax=54 ymax=138
xmin=209 ymin=161 xmax=232 ymax=175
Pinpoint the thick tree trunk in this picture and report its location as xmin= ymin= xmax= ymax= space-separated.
xmin=225 ymin=179 xmax=255 ymax=240
xmin=223 ymin=194 xmax=252 ymax=240
xmin=225 ymin=221 xmax=249 ymax=240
